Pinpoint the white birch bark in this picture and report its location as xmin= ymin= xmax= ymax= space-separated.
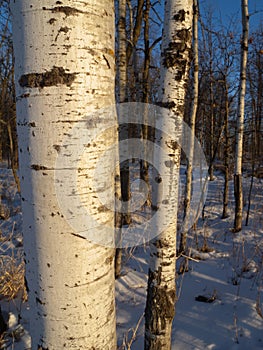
xmin=234 ymin=0 xmax=249 ymax=231
xmin=179 ymin=0 xmax=198 ymax=253
xmin=11 ymin=1 xmax=117 ymax=349
xmin=145 ymin=1 xmax=193 ymax=349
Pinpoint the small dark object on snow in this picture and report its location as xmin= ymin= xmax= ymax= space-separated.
xmin=0 ymin=306 xmax=7 ymax=335
xmin=195 ymin=294 xmax=216 ymax=303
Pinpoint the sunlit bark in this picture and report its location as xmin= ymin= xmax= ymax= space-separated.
xmin=11 ymin=1 xmax=117 ymax=348
xmin=234 ymin=0 xmax=249 ymax=232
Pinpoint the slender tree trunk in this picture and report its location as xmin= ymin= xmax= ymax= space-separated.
xmin=222 ymin=80 xmax=230 ymax=219
xmin=145 ymin=1 xmax=193 ymax=349
xmin=11 ymin=1 xmax=117 ymax=348
xmin=234 ymin=0 xmax=249 ymax=232
xmin=209 ymin=31 xmax=215 ymax=181
xmin=245 ymin=99 xmax=255 ymax=226
xmin=115 ymin=0 xmax=128 ymax=278
xmin=256 ymin=52 xmax=262 ymax=160
xmin=118 ymin=0 xmax=131 ymax=225
xmin=117 ymin=0 xmax=127 ymax=104
xmin=179 ymin=0 xmax=198 ymax=253
xmin=246 ymin=68 xmax=256 ymax=226
xmin=126 ymin=0 xmax=144 ymax=64
xmin=142 ymin=0 xmax=150 ymax=105
xmin=140 ymin=0 xmax=151 ymax=201
xmin=115 ymin=175 xmax=123 ymax=278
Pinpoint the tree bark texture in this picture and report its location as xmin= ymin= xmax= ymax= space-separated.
xmin=145 ymin=1 xmax=193 ymax=349
xmin=11 ymin=1 xmax=117 ymax=349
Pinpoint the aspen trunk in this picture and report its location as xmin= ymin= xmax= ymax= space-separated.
xmin=140 ymin=0 xmax=151 ymax=202
xmin=145 ymin=1 xmax=193 ymax=349
xmin=234 ymin=0 xmax=249 ymax=232
xmin=11 ymin=1 xmax=117 ymax=348
xmin=179 ymin=0 xmax=198 ymax=253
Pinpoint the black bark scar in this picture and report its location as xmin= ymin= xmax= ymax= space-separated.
xmin=31 ymin=164 xmax=49 ymax=171
xmin=43 ymin=6 xmax=83 ymax=17
xmin=19 ymin=67 xmax=76 ymax=88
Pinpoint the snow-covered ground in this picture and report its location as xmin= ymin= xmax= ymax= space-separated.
xmin=116 ymin=170 xmax=263 ymax=349
xmin=0 ymin=164 xmax=262 ymax=349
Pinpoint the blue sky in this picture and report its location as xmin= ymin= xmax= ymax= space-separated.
xmin=201 ymin=0 xmax=263 ymax=29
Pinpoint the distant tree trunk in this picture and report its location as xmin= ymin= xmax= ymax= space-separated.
xmin=115 ymin=181 xmax=123 ymax=279
xmin=115 ymin=0 xmax=128 ymax=278
xmin=222 ymin=80 xmax=230 ymax=219
xmin=126 ymin=0 xmax=144 ymax=102
xmin=117 ymin=0 xmax=127 ymax=104
xmin=140 ymin=0 xmax=151 ymax=201
xmin=234 ymin=0 xmax=249 ymax=232
xmin=179 ymin=0 xmax=198 ymax=253
xmin=246 ymin=63 xmax=257 ymax=226
xmin=11 ymin=1 xmax=117 ymax=348
xmin=245 ymin=97 xmax=255 ymax=226
xmin=208 ymin=29 xmax=215 ymax=181
xmin=144 ymin=1 xmax=193 ymax=349
xmin=142 ymin=0 xmax=150 ymax=105
xmin=255 ymin=51 xmax=262 ymax=161
xmin=126 ymin=0 xmax=144 ymax=64
xmin=140 ymin=0 xmax=162 ymax=198
xmin=118 ymin=0 xmax=130 ymax=224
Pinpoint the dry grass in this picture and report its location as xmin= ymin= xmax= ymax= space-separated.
xmin=118 ymin=312 xmax=144 ymax=350
xmin=0 ymin=254 xmax=26 ymax=301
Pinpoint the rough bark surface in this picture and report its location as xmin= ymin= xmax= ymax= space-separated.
xmin=144 ymin=1 xmax=193 ymax=349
